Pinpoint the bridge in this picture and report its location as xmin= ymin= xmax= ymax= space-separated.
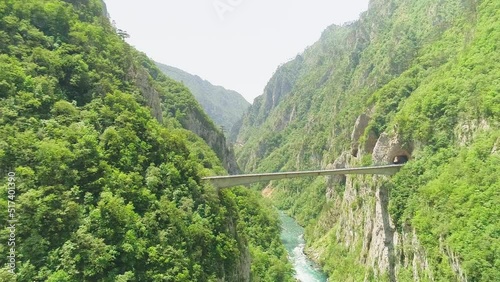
xmin=202 ymin=164 xmax=404 ymax=189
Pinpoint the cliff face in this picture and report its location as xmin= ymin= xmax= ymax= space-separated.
xmin=231 ymin=56 xmax=303 ymax=143
xmin=127 ymin=61 xmax=164 ymax=123
xmin=182 ymin=111 xmax=240 ymax=174
xmin=135 ymin=57 xmax=241 ymax=174
xmin=315 ymin=172 xmax=431 ymax=281
xmin=219 ymin=216 xmax=252 ymax=282
xmin=234 ymin=0 xmax=499 ymax=280
xmin=311 ymin=114 xmax=480 ymax=281
xmin=308 ymin=115 xmax=424 ymax=281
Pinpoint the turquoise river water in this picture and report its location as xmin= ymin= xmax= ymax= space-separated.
xmin=279 ymin=211 xmax=328 ymax=282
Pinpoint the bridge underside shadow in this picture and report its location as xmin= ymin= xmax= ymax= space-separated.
xmin=202 ymin=164 xmax=404 ymax=189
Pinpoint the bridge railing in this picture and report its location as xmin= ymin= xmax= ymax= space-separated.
xmin=202 ymin=164 xmax=404 ymax=189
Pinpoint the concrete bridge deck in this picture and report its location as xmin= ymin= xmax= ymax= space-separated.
xmin=202 ymin=164 xmax=404 ymax=188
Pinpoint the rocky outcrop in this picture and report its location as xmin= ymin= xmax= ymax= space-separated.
xmin=318 ymin=170 xmax=399 ymax=280
xmin=440 ymin=237 xmax=467 ymax=282
xmin=126 ymin=61 xmax=240 ymax=174
xmin=363 ymin=131 xmax=379 ymax=156
xmin=183 ymin=112 xmax=240 ymax=174
xmin=127 ymin=63 xmax=164 ymax=123
xmin=365 ymin=178 xmax=396 ymax=281
xmin=316 ymin=164 xmax=433 ymax=281
xmin=313 ymin=118 xmax=424 ymax=280
xmin=325 ymin=152 xmax=348 ymax=200
xmin=455 ymin=118 xmax=490 ymax=146
xmin=492 ymin=138 xmax=499 ymax=155
xmin=219 ymin=216 xmax=251 ymax=282
xmin=232 ymin=56 xmax=304 ymax=142
xmin=351 ymin=114 xmax=378 ymax=156
xmin=351 ymin=114 xmax=370 ymax=156
xmin=259 ymin=67 xmax=296 ymax=119
xmin=394 ymin=227 xmax=433 ymax=282
xmin=372 ymin=133 xmax=412 ymax=165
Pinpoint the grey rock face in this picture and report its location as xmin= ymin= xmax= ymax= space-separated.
xmin=372 ymin=133 xmax=411 ymax=165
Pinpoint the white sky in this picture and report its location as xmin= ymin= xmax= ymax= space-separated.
xmin=104 ymin=0 xmax=369 ymax=103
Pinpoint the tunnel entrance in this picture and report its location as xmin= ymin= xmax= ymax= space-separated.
xmin=392 ymin=155 xmax=409 ymax=164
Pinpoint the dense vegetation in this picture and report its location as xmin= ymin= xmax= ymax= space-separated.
xmin=235 ymin=0 xmax=499 ymax=280
xmin=156 ymin=62 xmax=250 ymax=132
xmin=0 ymin=0 xmax=292 ymax=281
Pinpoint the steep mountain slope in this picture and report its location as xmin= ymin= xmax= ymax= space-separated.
xmin=235 ymin=0 xmax=499 ymax=280
xmin=0 ymin=0 xmax=292 ymax=280
xmin=142 ymin=60 xmax=241 ymax=174
xmin=156 ymin=62 xmax=250 ymax=132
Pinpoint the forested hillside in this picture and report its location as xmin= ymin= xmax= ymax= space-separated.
xmin=234 ymin=0 xmax=499 ymax=280
xmin=155 ymin=62 xmax=250 ymax=132
xmin=0 ymin=0 xmax=292 ymax=281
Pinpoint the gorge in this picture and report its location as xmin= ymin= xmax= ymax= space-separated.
xmin=0 ymin=0 xmax=498 ymax=281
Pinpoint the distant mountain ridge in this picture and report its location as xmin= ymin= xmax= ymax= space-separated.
xmin=156 ymin=62 xmax=250 ymax=131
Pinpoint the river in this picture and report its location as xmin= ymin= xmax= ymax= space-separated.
xmin=279 ymin=211 xmax=328 ymax=282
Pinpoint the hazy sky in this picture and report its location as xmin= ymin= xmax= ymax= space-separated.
xmin=104 ymin=0 xmax=369 ymax=103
